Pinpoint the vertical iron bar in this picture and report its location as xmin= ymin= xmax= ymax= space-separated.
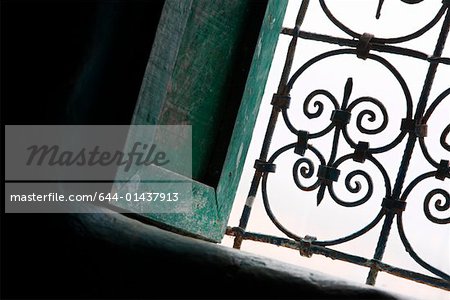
xmin=233 ymin=0 xmax=310 ymax=249
xmin=366 ymin=7 xmax=450 ymax=285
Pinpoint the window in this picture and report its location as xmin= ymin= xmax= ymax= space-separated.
xmin=224 ymin=0 xmax=449 ymax=299
xmin=124 ymin=0 xmax=289 ymax=241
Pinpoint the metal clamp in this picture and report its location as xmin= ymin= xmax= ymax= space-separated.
xmin=271 ymin=94 xmax=291 ymax=110
xmin=435 ymin=160 xmax=450 ymax=180
xmin=382 ymin=197 xmax=407 ymax=213
xmin=353 ymin=141 xmax=370 ymax=163
xmin=401 ymin=118 xmax=428 ymax=137
xmin=317 ymin=165 xmax=340 ymax=183
xmin=331 ymin=109 xmax=351 ymax=126
xmin=294 ymin=130 xmax=310 ymax=156
xmin=254 ymin=159 xmax=276 ymax=173
xmin=357 ymin=33 xmax=374 ymax=60
xmin=299 ymin=235 xmax=317 ymax=258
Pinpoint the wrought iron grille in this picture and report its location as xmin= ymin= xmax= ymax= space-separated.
xmin=227 ymin=0 xmax=450 ymax=291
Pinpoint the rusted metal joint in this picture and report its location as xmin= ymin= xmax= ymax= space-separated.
xmin=400 ymin=118 xmax=428 ymax=137
xmin=298 ymin=235 xmax=317 ymax=258
xmin=271 ymin=93 xmax=291 ymax=110
xmin=254 ymin=159 xmax=276 ymax=173
xmin=230 ymin=226 xmax=244 ymax=236
xmin=435 ymin=160 xmax=450 ymax=180
xmin=226 ymin=226 xmax=242 ymax=236
xmin=317 ymin=165 xmax=340 ymax=183
xmin=353 ymin=141 xmax=370 ymax=163
xmin=331 ymin=109 xmax=351 ymax=127
xmin=415 ymin=124 xmax=427 ymax=137
xmin=382 ymin=197 xmax=407 ymax=213
xmin=357 ymin=33 xmax=374 ymax=60
xmin=370 ymin=259 xmax=381 ymax=270
xmin=231 ymin=226 xmax=245 ymax=250
xmin=294 ymin=130 xmax=310 ymax=156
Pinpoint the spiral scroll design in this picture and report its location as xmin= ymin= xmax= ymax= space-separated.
xmin=304 ymin=90 xmax=339 ymax=119
xmin=349 ymin=97 xmax=389 ymax=134
xmin=261 ymin=144 xmax=388 ymax=245
xmin=401 ymin=173 xmax=450 ymax=225
xmin=286 ymin=49 xmax=412 ymax=153
xmin=346 ymin=170 xmax=372 ymax=194
xmin=283 ymin=89 xmax=339 ymax=137
xmin=327 ymin=155 xmax=374 ymax=207
xmin=292 ymin=145 xmax=326 ymax=191
xmin=424 ymin=189 xmax=450 ymax=224
xmin=328 ymin=170 xmax=373 ymax=207
xmin=293 ymin=158 xmax=319 ymax=191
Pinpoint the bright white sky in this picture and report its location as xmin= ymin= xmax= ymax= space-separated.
xmin=222 ymin=1 xmax=450 ymax=299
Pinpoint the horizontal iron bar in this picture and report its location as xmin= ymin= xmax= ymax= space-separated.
xmin=281 ymin=28 xmax=450 ymax=65
xmin=225 ymin=227 xmax=450 ymax=291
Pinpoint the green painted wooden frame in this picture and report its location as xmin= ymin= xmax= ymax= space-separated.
xmin=129 ymin=0 xmax=288 ymax=242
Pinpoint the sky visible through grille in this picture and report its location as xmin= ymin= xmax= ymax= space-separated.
xmin=223 ymin=1 xmax=450 ymax=299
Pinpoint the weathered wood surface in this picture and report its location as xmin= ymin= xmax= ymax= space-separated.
xmin=130 ymin=0 xmax=288 ymax=241
xmin=215 ymin=0 xmax=289 ymax=236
